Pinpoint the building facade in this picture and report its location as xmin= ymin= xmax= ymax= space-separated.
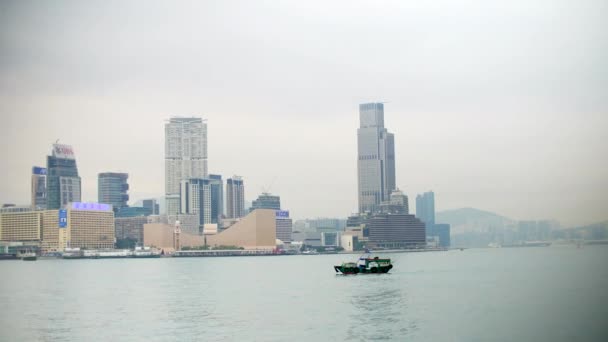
xmin=429 ymin=223 xmax=451 ymax=248
xmin=142 ymin=199 xmax=160 ymax=215
xmin=46 ymin=144 xmax=81 ymax=210
xmin=0 ymin=211 xmax=42 ymax=242
xmin=275 ymin=210 xmax=292 ymax=243
xmin=365 ymin=213 xmax=426 ymax=248
xmin=226 ymin=176 xmax=245 ymax=219
xmin=251 ymin=193 xmax=281 ymax=211
xmin=98 ymin=172 xmax=129 ymax=210
xmin=415 ymin=191 xmax=435 ymax=227
xmin=180 ymin=178 xmax=212 ymax=226
xmin=2 ymin=203 xmax=114 ymax=252
xmin=357 ymin=103 xmax=396 ymax=214
xmin=115 ymin=216 xmax=149 ymax=244
xmin=165 ymin=117 xmax=208 ymax=215
xmin=209 ymin=174 xmax=223 ymax=224
xmin=31 ymin=166 xmax=47 ymax=210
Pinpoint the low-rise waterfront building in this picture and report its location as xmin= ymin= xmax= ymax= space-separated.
xmin=0 ymin=211 xmax=42 ymax=242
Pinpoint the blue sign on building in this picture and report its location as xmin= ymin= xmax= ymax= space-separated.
xmin=59 ymin=209 xmax=67 ymax=228
xmin=32 ymin=166 xmax=47 ymax=175
xmin=276 ymin=210 xmax=290 ymax=218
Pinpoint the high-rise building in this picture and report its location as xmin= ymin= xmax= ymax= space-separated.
xmin=275 ymin=210 xmax=292 ymax=243
xmin=415 ymin=191 xmax=435 ymax=227
xmin=379 ymin=189 xmax=409 ymax=214
xmin=31 ymin=166 xmax=47 ymax=210
xmin=226 ymin=176 xmax=245 ymax=219
xmin=46 ymin=144 xmax=81 ymax=210
xmin=98 ymin=172 xmax=129 ymax=210
xmin=142 ymin=199 xmax=159 ymax=215
xmin=180 ymin=178 xmax=211 ymax=226
xmin=165 ymin=117 xmax=208 ymax=215
xmin=357 ymin=103 xmax=396 ymax=214
xmin=251 ymin=193 xmax=281 ymax=211
xmin=209 ymin=174 xmax=224 ymax=223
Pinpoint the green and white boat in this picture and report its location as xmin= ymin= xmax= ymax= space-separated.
xmin=334 ymin=252 xmax=393 ymax=275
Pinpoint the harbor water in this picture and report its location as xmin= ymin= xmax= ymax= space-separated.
xmin=1 ymin=245 xmax=607 ymax=341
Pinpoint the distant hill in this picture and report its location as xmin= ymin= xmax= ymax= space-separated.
xmin=436 ymin=207 xmax=514 ymax=234
xmin=436 ymin=207 xmax=511 ymax=226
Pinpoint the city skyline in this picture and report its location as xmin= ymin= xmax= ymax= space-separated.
xmin=1 ymin=1 xmax=606 ymax=226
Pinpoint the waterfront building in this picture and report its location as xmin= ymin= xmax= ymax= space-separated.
xmin=0 ymin=211 xmax=42 ymax=242
xmin=251 ymin=193 xmax=281 ymax=211
xmin=64 ymin=203 xmax=115 ymax=250
xmin=31 ymin=166 xmax=47 ymax=210
xmin=429 ymin=223 xmax=451 ymax=248
xmin=340 ymin=234 xmax=359 ymax=252
xmin=98 ymin=172 xmax=129 ymax=210
xmin=180 ymin=178 xmax=212 ymax=227
xmin=1 ymin=203 xmax=116 ymax=252
xmin=291 ymin=232 xmax=322 ymax=247
xmin=365 ymin=213 xmax=426 ymax=249
xmin=226 ymin=176 xmax=245 ymax=218
xmin=321 ymin=231 xmax=339 ymax=247
xmin=144 ymin=209 xmax=278 ymax=251
xmin=167 ymin=213 xmax=200 ymax=235
xmin=357 ymin=103 xmax=396 ymax=214
xmin=415 ymin=191 xmax=435 ymax=227
xmin=275 ymin=210 xmax=292 ymax=243
xmin=142 ymin=199 xmax=160 ymax=215
xmin=209 ymin=174 xmax=223 ymax=223
xmin=46 ymin=144 xmax=81 ymax=210
xmin=165 ymin=117 xmax=208 ymax=215
xmin=115 ymin=216 xmax=149 ymax=244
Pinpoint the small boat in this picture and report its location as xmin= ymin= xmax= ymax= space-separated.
xmin=334 ymin=252 xmax=393 ymax=275
xmin=18 ymin=251 xmax=37 ymax=261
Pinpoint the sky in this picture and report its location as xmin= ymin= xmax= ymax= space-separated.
xmin=0 ymin=0 xmax=606 ymax=226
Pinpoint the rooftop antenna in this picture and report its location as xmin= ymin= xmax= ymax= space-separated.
xmin=261 ymin=176 xmax=277 ymax=194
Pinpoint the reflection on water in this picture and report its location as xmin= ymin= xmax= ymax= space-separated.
xmin=346 ymin=277 xmax=417 ymax=341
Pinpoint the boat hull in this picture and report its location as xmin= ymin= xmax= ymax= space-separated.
xmin=334 ymin=264 xmax=393 ymax=274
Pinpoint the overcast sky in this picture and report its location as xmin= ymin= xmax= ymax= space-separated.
xmin=1 ymin=0 xmax=606 ymax=226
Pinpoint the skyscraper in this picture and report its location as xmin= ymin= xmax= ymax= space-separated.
xmin=415 ymin=191 xmax=435 ymax=227
xmin=251 ymin=193 xmax=281 ymax=211
xmin=226 ymin=176 xmax=245 ymax=219
xmin=165 ymin=117 xmax=208 ymax=215
xmin=46 ymin=144 xmax=81 ymax=210
xmin=209 ymin=174 xmax=224 ymax=223
xmin=357 ymin=103 xmax=396 ymax=214
xmin=31 ymin=166 xmax=47 ymax=210
xmin=142 ymin=199 xmax=159 ymax=215
xmin=98 ymin=172 xmax=129 ymax=210
xmin=180 ymin=178 xmax=211 ymax=226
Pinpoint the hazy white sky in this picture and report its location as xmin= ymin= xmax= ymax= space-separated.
xmin=1 ymin=0 xmax=606 ymax=226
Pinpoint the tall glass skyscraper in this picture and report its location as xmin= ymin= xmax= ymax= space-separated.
xmin=46 ymin=144 xmax=81 ymax=210
xmin=165 ymin=117 xmax=208 ymax=215
xmin=98 ymin=172 xmax=129 ymax=210
xmin=209 ymin=174 xmax=224 ymax=223
xmin=31 ymin=166 xmax=47 ymax=210
xmin=226 ymin=176 xmax=245 ymax=219
xmin=415 ymin=191 xmax=435 ymax=227
xmin=357 ymin=103 xmax=396 ymax=214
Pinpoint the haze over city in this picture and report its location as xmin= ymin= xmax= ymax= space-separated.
xmin=1 ymin=0 xmax=606 ymax=226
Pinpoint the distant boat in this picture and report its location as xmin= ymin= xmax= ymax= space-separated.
xmin=18 ymin=250 xmax=37 ymax=261
xmin=302 ymin=250 xmax=319 ymax=255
